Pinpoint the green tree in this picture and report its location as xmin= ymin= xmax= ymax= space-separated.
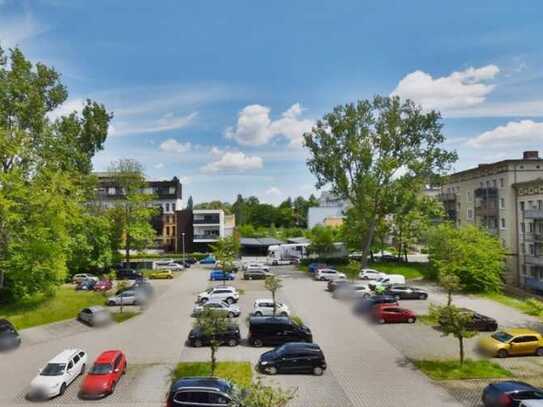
xmin=430 ymin=304 xmax=477 ymax=364
xmin=194 ymin=308 xmax=231 ymax=376
xmin=211 ymin=236 xmax=240 ymax=285
xmin=107 ymin=159 xmax=157 ymax=265
xmin=343 ymin=260 xmax=360 ymax=281
xmin=307 ymin=225 xmax=336 ymax=257
xmin=234 ymin=379 xmax=297 ymax=407
xmin=439 ymin=272 xmax=462 ymax=306
xmin=264 ymin=275 xmax=283 ymax=317
xmin=304 ymin=96 xmax=457 ymax=267
xmin=427 ymin=223 xmax=505 ymax=292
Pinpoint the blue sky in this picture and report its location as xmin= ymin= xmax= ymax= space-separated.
xmin=2 ymin=1 xmax=543 ymax=204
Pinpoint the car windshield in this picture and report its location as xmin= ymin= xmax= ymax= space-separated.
xmin=492 ymin=331 xmax=514 ymax=343
xmin=89 ymin=363 xmax=113 ymax=375
xmin=41 ymin=363 xmax=66 ymax=376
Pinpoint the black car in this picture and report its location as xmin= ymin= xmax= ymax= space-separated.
xmin=116 ymin=268 xmax=143 ymax=280
xmin=482 ymin=380 xmax=543 ymax=407
xmin=248 ymin=316 xmax=313 ymax=347
xmin=376 ymin=254 xmax=398 ymax=262
xmin=188 ymin=324 xmax=241 ymax=347
xmin=439 ymin=308 xmax=498 ymax=332
xmin=354 ymin=295 xmax=398 ymax=314
xmin=384 ymin=285 xmax=428 ymax=300
xmin=327 ymin=279 xmax=351 ymax=292
xmin=0 ymin=319 xmax=21 ymax=351
xmin=243 ymin=270 xmax=270 ymax=280
xmin=167 ymin=377 xmax=236 ymax=406
xmin=258 ymin=342 xmax=327 ymax=376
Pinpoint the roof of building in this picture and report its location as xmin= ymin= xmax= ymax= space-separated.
xmin=240 ymin=237 xmax=284 ymax=247
xmin=286 ymin=237 xmax=311 ymax=244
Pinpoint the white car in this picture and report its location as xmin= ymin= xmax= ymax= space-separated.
xmin=197 ymin=286 xmax=239 ymax=304
xmin=368 ymin=274 xmax=406 ymax=290
xmin=154 ymin=260 xmax=184 ymax=271
xmin=245 ymin=263 xmax=270 ymax=272
xmin=520 ymin=401 xmax=543 ymax=407
xmin=192 ymin=300 xmax=241 ymax=318
xmin=314 ymin=268 xmax=346 ymax=281
xmin=106 ymin=290 xmax=146 ymax=306
xmin=333 ymin=283 xmax=372 ymax=300
xmin=72 ymin=273 xmax=98 ymax=284
xmin=253 ymin=299 xmax=290 ymax=316
xmin=29 ymin=349 xmax=87 ymax=399
xmin=358 ymin=268 xmax=386 ymax=280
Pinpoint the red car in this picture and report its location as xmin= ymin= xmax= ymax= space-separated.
xmin=373 ymin=304 xmax=416 ymax=324
xmin=79 ymin=350 xmax=127 ymax=399
xmin=94 ymin=280 xmax=113 ymax=292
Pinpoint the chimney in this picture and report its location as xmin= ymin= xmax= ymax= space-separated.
xmin=523 ymin=151 xmax=539 ymax=160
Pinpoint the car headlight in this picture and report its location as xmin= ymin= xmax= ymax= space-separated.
xmin=260 ymin=361 xmax=268 ymax=365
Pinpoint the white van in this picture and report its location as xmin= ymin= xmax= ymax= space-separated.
xmin=369 ymin=274 xmax=406 ymax=289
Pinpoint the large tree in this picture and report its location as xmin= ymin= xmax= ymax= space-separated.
xmin=0 ymin=47 xmax=111 ymax=299
xmin=304 ymin=96 xmax=457 ymax=267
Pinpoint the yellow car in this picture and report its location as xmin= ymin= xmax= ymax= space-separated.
xmin=148 ymin=270 xmax=174 ymax=279
xmin=478 ymin=328 xmax=543 ymax=358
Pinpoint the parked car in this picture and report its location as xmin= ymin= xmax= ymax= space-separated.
xmin=188 ymin=324 xmax=241 ymax=347
xmin=327 ymin=279 xmax=351 ymax=292
xmin=192 ymin=300 xmax=241 ymax=318
xmin=72 ymin=273 xmax=98 ymax=284
xmin=116 ymin=268 xmax=143 ymax=280
xmin=0 ymin=319 xmax=21 ymax=351
xmin=79 ymin=350 xmax=127 ymax=399
xmin=253 ymin=299 xmax=290 ymax=317
xmin=132 ymin=279 xmax=154 ymax=297
xmin=384 ymin=285 xmax=428 ymax=300
xmin=375 ymin=254 xmax=398 ymax=262
xmin=148 ymin=270 xmax=174 ymax=279
xmin=258 ymin=342 xmax=327 ymax=375
xmin=197 ymin=287 xmax=239 ymax=304
xmin=372 ymin=304 xmax=417 ymax=324
xmin=94 ymin=280 xmax=113 ymax=292
xmin=520 ymin=401 xmax=543 ymax=407
xmin=154 ymin=260 xmax=184 ymax=271
xmin=78 ymin=306 xmax=112 ymax=327
xmin=199 ymin=255 xmax=216 ymax=264
xmin=308 ymin=263 xmax=328 ymax=273
xmin=184 ymin=256 xmax=198 ymax=265
xmin=106 ymin=290 xmax=146 ymax=306
xmin=354 ymin=295 xmax=399 ymax=314
xmin=478 ymin=329 xmax=543 ymax=358
xmin=243 ymin=269 xmax=272 ymax=280
xmin=167 ymin=377 xmax=235 ymax=407
xmin=29 ymin=349 xmax=87 ymax=400
xmin=359 ymin=268 xmax=386 ymax=280
xmin=314 ymin=268 xmax=346 ymax=281
xmin=248 ymin=316 xmax=312 ymax=347
xmin=482 ymin=381 xmax=543 ymax=407
xmin=76 ymin=279 xmax=97 ymax=291
xmin=333 ymin=283 xmax=372 ymax=300
xmin=209 ymin=270 xmax=235 ymax=281
xmin=246 ymin=263 xmax=270 ymax=272
xmin=368 ymin=274 xmax=406 ymax=290
xmin=439 ymin=308 xmax=498 ymax=332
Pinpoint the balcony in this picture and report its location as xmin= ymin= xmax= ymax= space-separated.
xmin=193 ymin=234 xmax=220 ymax=242
xmin=438 ymin=192 xmax=456 ymax=202
xmin=475 ymin=206 xmax=499 ymax=217
xmin=523 ymin=233 xmax=543 ymax=242
xmin=525 ymin=255 xmax=543 ymax=266
xmin=474 ymin=187 xmax=498 ymax=198
xmin=193 ymin=214 xmax=220 ymax=225
xmin=525 ymin=209 xmax=543 ymax=220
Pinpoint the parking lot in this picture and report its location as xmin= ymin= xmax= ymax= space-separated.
xmin=3 ymin=264 xmax=543 ymax=407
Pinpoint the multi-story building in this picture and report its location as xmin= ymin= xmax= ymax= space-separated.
xmin=177 ymin=209 xmax=235 ymax=253
xmin=438 ymin=151 xmax=543 ymax=287
xmin=307 ymin=192 xmax=348 ymax=229
xmin=94 ymin=173 xmax=183 ymax=252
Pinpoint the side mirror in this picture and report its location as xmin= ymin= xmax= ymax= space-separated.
xmin=114 ymin=368 xmax=120 ymax=373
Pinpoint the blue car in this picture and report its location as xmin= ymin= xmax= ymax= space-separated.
xmin=308 ymin=263 xmax=327 ymax=273
xmin=200 ymin=255 xmax=216 ymax=264
xmin=209 ymin=270 xmax=235 ymax=281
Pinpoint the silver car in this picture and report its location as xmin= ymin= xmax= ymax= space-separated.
xmin=78 ymin=306 xmax=112 ymax=326
xmin=106 ymin=290 xmax=145 ymax=306
xmin=192 ymin=300 xmax=241 ymax=318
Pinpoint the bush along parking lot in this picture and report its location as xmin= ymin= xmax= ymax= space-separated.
xmin=413 ymin=359 xmax=513 ymax=380
xmin=482 ymin=292 xmax=543 ymax=318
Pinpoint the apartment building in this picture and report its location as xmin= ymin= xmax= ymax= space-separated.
xmin=94 ymin=173 xmax=183 ymax=251
xmin=177 ymin=209 xmax=235 ymax=253
xmin=438 ymin=151 xmax=543 ymax=287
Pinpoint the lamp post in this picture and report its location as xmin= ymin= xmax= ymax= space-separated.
xmin=182 ymin=232 xmax=186 ymax=264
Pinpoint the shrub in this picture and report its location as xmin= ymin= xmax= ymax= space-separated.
xmin=524 ymin=298 xmax=543 ymax=316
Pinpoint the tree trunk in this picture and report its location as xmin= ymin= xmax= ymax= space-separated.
xmin=404 ymin=245 xmax=408 ymax=263
xmin=361 ymin=218 xmax=377 ymax=268
xmin=272 ymin=290 xmax=276 ymax=317
xmin=210 ymin=344 xmax=217 ymax=375
xmin=459 ymin=336 xmax=464 ymax=365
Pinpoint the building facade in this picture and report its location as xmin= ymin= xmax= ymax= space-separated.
xmin=307 ymin=192 xmax=348 ymax=229
xmin=438 ymin=151 xmax=543 ymax=287
xmin=177 ymin=209 xmax=235 ymax=253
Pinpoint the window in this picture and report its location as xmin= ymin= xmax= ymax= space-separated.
xmin=521 ymin=223 xmax=525 ymax=233
xmin=529 ymin=200 xmax=534 ymax=209
xmin=73 ymin=355 xmax=80 ymax=364
xmin=501 ymin=218 xmax=506 ymax=229
xmin=172 ymin=203 xmax=176 ymax=211
xmin=521 ymin=201 xmax=525 ymax=211
xmin=165 ymin=203 xmax=170 ymax=212
xmin=165 ymin=226 xmax=170 ymax=236
xmin=108 ymin=187 xmax=116 ymax=195
xmin=500 ymin=198 xmax=505 ymax=209
xmin=530 ymin=244 xmax=535 ymax=255
xmin=467 ymin=209 xmax=473 ymax=219
xmin=486 ymin=180 xmax=490 ymax=187
xmin=68 ymin=361 xmax=74 ymax=370
xmin=539 ymin=200 xmax=543 ymax=209
xmin=500 ymin=178 xmax=504 ymax=188
xmin=169 ymin=186 xmax=176 ymax=194
xmin=521 ymin=243 xmax=525 ymax=254
xmin=530 ymin=223 xmax=535 ymax=233
xmin=467 ymin=191 xmax=472 ymax=201
xmin=492 ymin=179 xmax=497 ymax=187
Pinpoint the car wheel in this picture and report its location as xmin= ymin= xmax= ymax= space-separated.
xmin=228 ymin=312 xmax=234 ymax=318
xmin=536 ymin=347 xmax=543 ymax=357
xmin=123 ymin=363 xmax=127 ymax=375
xmin=110 ymin=381 xmax=116 ymax=395
xmin=226 ymin=297 xmax=234 ymax=304
xmin=200 ymin=298 xmax=208 ymax=304
xmin=228 ymin=338 xmax=238 ymax=347
xmin=59 ymin=383 xmax=67 ymax=396
xmin=280 ymin=312 xmax=288 ymax=317
xmin=193 ymin=339 xmax=203 ymax=348
xmin=394 ymin=295 xmax=400 ymax=301
xmin=497 ymin=349 xmax=508 ymax=358
xmin=266 ymin=366 xmax=277 ymax=375
xmin=419 ymin=294 xmax=428 ymax=300
xmin=313 ymin=366 xmax=324 ymax=376
xmin=255 ymin=311 xmax=263 ymax=316
xmin=407 ymin=317 xmax=415 ymax=324
xmin=253 ymin=339 xmax=263 ymax=347
xmin=378 ymin=318 xmax=385 ymax=324
xmin=107 ymin=301 xmax=115 ymax=306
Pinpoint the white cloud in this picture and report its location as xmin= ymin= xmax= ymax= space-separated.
xmin=392 ymin=65 xmax=500 ymax=112
xmin=47 ymin=98 xmax=86 ymax=121
xmin=265 ymin=186 xmax=282 ymax=196
xmin=466 ymin=120 xmax=543 ymax=149
xmin=159 ymin=138 xmax=192 ymax=153
xmin=153 ymin=163 xmax=165 ymax=169
xmin=201 ymin=148 xmax=263 ymax=174
xmin=179 ymin=176 xmax=192 ymax=185
xmin=0 ymin=12 xmax=46 ymax=49
xmin=225 ymin=103 xmax=313 ymax=147
xmin=111 ymin=112 xmax=197 ymax=136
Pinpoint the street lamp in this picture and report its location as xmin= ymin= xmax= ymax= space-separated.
xmin=182 ymin=232 xmax=186 ymax=264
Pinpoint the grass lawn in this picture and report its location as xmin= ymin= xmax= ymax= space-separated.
xmin=417 ymin=314 xmax=438 ymax=326
xmin=481 ymin=292 xmax=543 ymax=317
xmin=112 ymin=311 xmax=139 ymax=323
xmin=0 ymin=286 xmax=107 ymax=330
xmin=172 ymin=362 xmax=252 ymax=387
xmin=414 ymin=359 xmax=513 ymax=380
xmin=369 ymin=262 xmax=430 ymax=280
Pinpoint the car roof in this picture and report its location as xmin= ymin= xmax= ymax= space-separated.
xmin=87 ymin=306 xmax=107 ymax=312
xmin=281 ymin=342 xmax=321 ymax=351
xmin=95 ymin=350 xmax=121 ymax=363
xmin=50 ymin=349 xmax=83 ymax=363
xmin=490 ymin=380 xmax=538 ymax=393
xmin=171 ymin=377 xmax=232 ymax=393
